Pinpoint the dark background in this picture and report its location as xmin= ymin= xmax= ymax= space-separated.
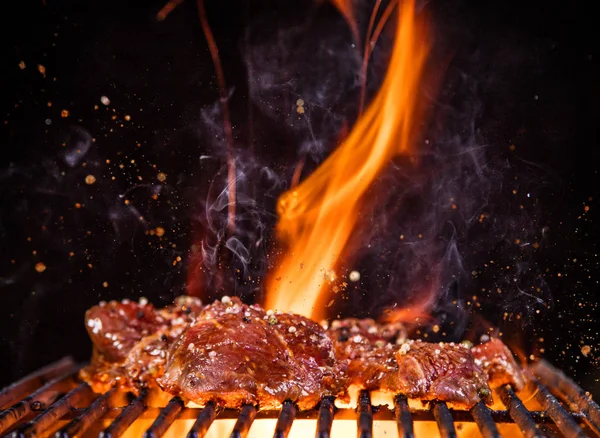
xmin=1 ymin=0 xmax=599 ymax=398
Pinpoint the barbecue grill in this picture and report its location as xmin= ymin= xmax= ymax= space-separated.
xmin=1 ymin=357 xmax=598 ymax=438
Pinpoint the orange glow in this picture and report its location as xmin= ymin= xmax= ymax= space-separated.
xmin=110 ymin=384 xmax=535 ymax=437
xmin=46 ymin=415 xmax=525 ymax=438
xmin=383 ymin=306 xmax=435 ymax=325
xmin=118 ymin=418 xmax=441 ymax=438
xmin=110 ymin=386 xmax=534 ymax=438
xmin=266 ymin=0 xmax=429 ymax=319
xmin=114 ymin=409 xmax=524 ymax=438
xmin=382 ymin=277 xmax=440 ymax=325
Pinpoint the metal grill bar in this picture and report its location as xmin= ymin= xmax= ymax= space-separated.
xmin=533 ymin=382 xmax=586 ymax=438
xmin=273 ymin=400 xmax=296 ymax=438
xmin=531 ymin=359 xmax=600 ymax=435
xmin=2 ymin=357 xmax=599 ymax=438
xmin=190 ymin=404 xmax=585 ymax=423
xmin=99 ymin=387 xmax=148 ymax=438
xmin=187 ymin=401 xmax=218 ymax=438
xmin=315 ymin=396 xmax=335 ymax=438
xmin=56 ymin=387 xmax=115 ymax=438
xmin=470 ymin=401 xmax=500 ymax=438
xmin=372 ymin=406 xmax=585 ymax=424
xmin=12 ymin=382 xmax=90 ymax=438
xmin=357 ymin=390 xmax=373 ymax=438
xmin=0 ymin=367 xmax=78 ymax=435
xmin=432 ymin=402 xmax=457 ymax=438
xmin=230 ymin=404 xmax=257 ymax=438
xmin=498 ymin=386 xmax=544 ymax=438
xmin=0 ymin=357 xmax=76 ymax=410
xmin=144 ymin=396 xmax=185 ymax=438
xmin=394 ymin=395 xmax=414 ymax=438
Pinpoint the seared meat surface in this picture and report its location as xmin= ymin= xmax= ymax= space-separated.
xmin=80 ymin=296 xmax=203 ymax=393
xmin=327 ymin=318 xmax=406 ymax=390
xmin=328 ymin=318 xmax=406 ymax=344
xmin=472 ymin=337 xmax=526 ymax=390
xmin=395 ymin=340 xmax=492 ymax=408
xmin=329 ymin=319 xmax=491 ymax=407
xmin=157 ymin=297 xmax=346 ymax=409
xmin=84 ymin=298 xmax=160 ymax=363
xmin=81 ymin=296 xmax=528 ymax=410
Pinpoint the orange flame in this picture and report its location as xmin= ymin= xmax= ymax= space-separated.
xmin=266 ymin=0 xmax=429 ymax=319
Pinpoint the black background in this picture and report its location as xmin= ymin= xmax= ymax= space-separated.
xmin=1 ymin=0 xmax=599 ymax=398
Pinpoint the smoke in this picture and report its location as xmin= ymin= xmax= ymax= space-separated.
xmin=189 ymin=0 xmax=558 ymax=339
xmin=243 ymin=4 xmax=363 ymax=158
xmin=187 ymin=2 xmax=364 ymax=302
xmin=329 ymin=2 xmax=558 ymax=337
xmin=60 ymin=126 xmax=93 ymax=167
xmin=188 ymin=149 xmax=284 ymax=301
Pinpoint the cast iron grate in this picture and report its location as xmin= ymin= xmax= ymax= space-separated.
xmin=0 ymin=358 xmax=598 ymax=437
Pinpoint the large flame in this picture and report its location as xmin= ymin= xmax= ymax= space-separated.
xmin=266 ymin=0 xmax=429 ymax=319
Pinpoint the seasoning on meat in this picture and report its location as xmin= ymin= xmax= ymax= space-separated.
xmin=80 ymin=296 xmax=203 ymax=393
xmin=80 ymin=296 xmax=526 ymax=411
xmin=395 ymin=340 xmax=492 ymax=409
xmin=326 ymin=318 xmax=406 ymax=390
xmin=471 ymin=337 xmax=526 ymax=390
xmin=157 ymin=297 xmax=346 ymax=410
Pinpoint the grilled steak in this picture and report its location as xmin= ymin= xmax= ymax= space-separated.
xmin=80 ymin=296 xmax=524 ymax=410
xmin=84 ymin=298 xmax=161 ymax=363
xmin=329 ymin=319 xmax=491 ymax=407
xmin=395 ymin=340 xmax=492 ymax=408
xmin=327 ymin=318 xmax=406 ymax=390
xmin=80 ymin=296 xmax=203 ymax=393
xmin=472 ymin=337 xmax=526 ymax=390
xmin=157 ymin=297 xmax=346 ymax=410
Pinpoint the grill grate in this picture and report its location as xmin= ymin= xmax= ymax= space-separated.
xmin=188 ymin=401 xmax=218 ymax=438
xmin=273 ymin=400 xmax=296 ymax=438
xmin=0 ymin=358 xmax=598 ymax=438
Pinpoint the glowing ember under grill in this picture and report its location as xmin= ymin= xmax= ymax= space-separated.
xmin=0 ymin=357 xmax=598 ymax=437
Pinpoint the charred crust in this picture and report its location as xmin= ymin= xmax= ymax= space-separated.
xmin=478 ymin=387 xmax=491 ymax=398
xmin=337 ymin=328 xmax=350 ymax=342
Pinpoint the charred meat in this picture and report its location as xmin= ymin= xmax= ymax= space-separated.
xmin=472 ymin=337 xmax=526 ymax=391
xmin=80 ymin=296 xmax=203 ymax=393
xmin=158 ymin=297 xmax=346 ymax=410
xmin=329 ymin=319 xmax=491 ymax=408
xmin=395 ymin=340 xmax=492 ymax=408
xmin=327 ymin=318 xmax=406 ymax=390
xmin=80 ymin=296 xmax=530 ymax=411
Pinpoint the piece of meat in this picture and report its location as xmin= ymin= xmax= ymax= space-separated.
xmin=81 ymin=296 xmax=509 ymax=410
xmin=326 ymin=318 xmax=406 ymax=390
xmin=471 ymin=338 xmax=526 ymax=391
xmin=80 ymin=296 xmax=203 ymax=393
xmin=84 ymin=298 xmax=161 ymax=363
xmin=395 ymin=340 xmax=492 ymax=409
xmin=270 ymin=311 xmax=342 ymax=401
xmin=157 ymin=297 xmax=346 ymax=410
